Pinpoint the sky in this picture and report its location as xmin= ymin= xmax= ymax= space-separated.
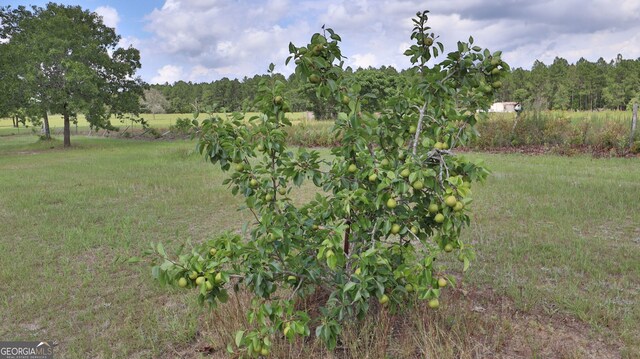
xmin=4 ymin=0 xmax=640 ymax=84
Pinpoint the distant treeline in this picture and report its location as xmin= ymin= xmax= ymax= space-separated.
xmin=151 ymin=55 xmax=640 ymax=116
xmin=151 ymin=66 xmax=406 ymax=119
xmin=497 ymin=55 xmax=640 ymax=111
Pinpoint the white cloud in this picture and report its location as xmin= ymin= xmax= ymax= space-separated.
xmin=151 ymin=64 xmax=185 ymax=84
xmin=117 ymin=35 xmax=141 ymax=50
xmin=138 ymin=0 xmax=640 ymax=83
xmin=504 ymin=27 xmax=640 ymax=68
xmin=94 ymin=6 xmax=120 ymax=30
xmin=349 ymin=53 xmax=378 ymax=69
xmin=188 ymin=65 xmax=214 ymax=82
xmin=143 ymin=0 xmax=313 ymax=82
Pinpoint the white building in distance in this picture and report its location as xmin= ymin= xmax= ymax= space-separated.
xmin=489 ymin=102 xmax=520 ymax=113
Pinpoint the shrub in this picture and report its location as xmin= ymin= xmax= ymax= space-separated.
xmin=474 ymin=117 xmax=513 ymax=148
xmin=169 ymin=117 xmax=194 ymax=135
xmin=470 ymin=111 xmax=633 ymax=155
xmin=542 ymin=116 xmax=571 ymax=145
xmin=594 ymin=121 xmax=628 ymax=151
xmin=144 ymin=10 xmax=502 ymax=356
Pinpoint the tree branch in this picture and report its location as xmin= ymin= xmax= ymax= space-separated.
xmin=411 ymin=102 xmax=428 ymax=155
xmin=289 ymin=278 xmax=304 ymax=300
xmin=248 ymin=207 xmax=262 ymax=225
xmin=369 ymin=221 xmax=379 ymax=249
xmin=343 ymin=219 xmax=351 ymax=255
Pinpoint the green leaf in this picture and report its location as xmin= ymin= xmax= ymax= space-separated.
xmin=218 ymin=289 xmax=229 ymax=303
xmin=375 ymin=280 xmax=385 ymax=295
xmin=463 ymin=257 xmax=470 ymax=272
xmin=353 ymin=290 xmax=362 ymax=303
xmin=127 ymin=256 xmax=141 ymax=263
xmin=327 ymin=255 xmax=337 ymax=270
xmin=343 ymin=281 xmax=356 ymax=293
xmin=235 ymin=330 xmax=245 ymax=347
xmin=156 ymin=243 xmax=166 ymax=257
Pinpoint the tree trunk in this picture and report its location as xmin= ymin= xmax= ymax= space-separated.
xmin=12 ymin=115 xmax=18 ymax=128
xmin=43 ymin=111 xmax=51 ymax=140
xmin=63 ymin=108 xmax=71 ymax=147
xmin=570 ymin=91 xmax=573 ymax=110
xmin=630 ymin=103 xmax=638 ymax=148
xmin=578 ymin=94 xmax=582 ymax=111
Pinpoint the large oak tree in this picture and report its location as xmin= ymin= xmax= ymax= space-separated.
xmin=0 ymin=3 xmax=144 ymax=146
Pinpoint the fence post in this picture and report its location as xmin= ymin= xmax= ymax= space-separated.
xmin=630 ymin=103 xmax=638 ymax=148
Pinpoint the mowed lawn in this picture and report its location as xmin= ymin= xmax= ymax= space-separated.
xmin=0 ymin=112 xmax=311 ymax=136
xmin=0 ymin=135 xmax=638 ymax=358
xmin=0 ymin=114 xmax=188 ymax=136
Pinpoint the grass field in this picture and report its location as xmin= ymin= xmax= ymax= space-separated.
xmin=489 ymin=109 xmax=634 ymax=124
xmin=1 ymin=109 xmax=634 ymax=135
xmin=3 ymin=110 xmax=637 ymax=155
xmin=0 ymin=112 xmax=312 ymax=137
xmin=0 ymin=135 xmax=638 ymax=358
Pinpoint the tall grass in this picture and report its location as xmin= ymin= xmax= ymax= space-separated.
xmin=284 ymin=120 xmax=337 ymax=147
xmin=473 ymin=110 xmax=635 ymax=153
xmin=4 ymin=110 xmax=637 ymax=154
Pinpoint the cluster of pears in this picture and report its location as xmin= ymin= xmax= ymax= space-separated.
xmin=345 ymin=152 xmax=466 ymax=239
xmin=176 ymin=247 xmax=225 ymax=291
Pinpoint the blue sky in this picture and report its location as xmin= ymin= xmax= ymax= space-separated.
xmin=4 ymin=1 xmax=156 ymax=40
xmin=4 ymin=1 xmax=640 ymax=84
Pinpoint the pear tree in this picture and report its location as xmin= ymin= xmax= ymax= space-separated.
xmin=146 ymin=10 xmax=507 ymax=356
